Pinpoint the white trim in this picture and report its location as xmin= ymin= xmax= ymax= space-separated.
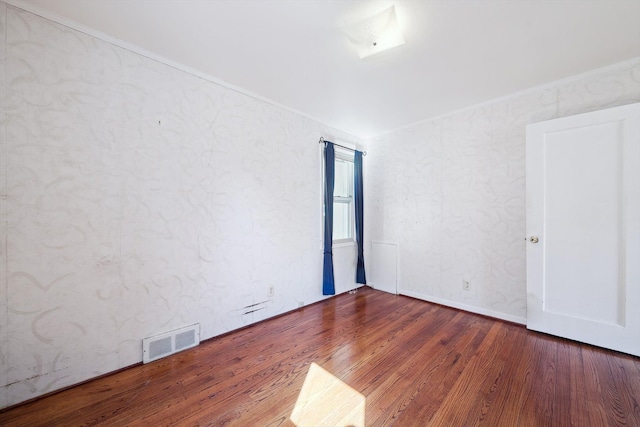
xmin=333 ymin=240 xmax=356 ymax=248
xmin=320 ymin=142 xmax=357 ymax=249
xmin=334 ymin=147 xmax=356 ymax=160
xmin=376 ymin=56 xmax=640 ymax=138
xmin=332 ymin=151 xmax=355 ymax=243
xmin=319 ymin=141 xmax=326 ymax=251
xmin=334 ymin=140 xmax=357 ymax=152
xmin=2 ymin=0 xmax=362 ymax=141
xmin=400 ymin=289 xmax=527 ymax=325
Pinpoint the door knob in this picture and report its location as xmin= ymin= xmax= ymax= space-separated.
xmin=529 ymin=236 xmax=539 ymax=243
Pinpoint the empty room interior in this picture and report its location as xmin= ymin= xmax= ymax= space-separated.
xmin=1 ymin=0 xmax=639 ymax=425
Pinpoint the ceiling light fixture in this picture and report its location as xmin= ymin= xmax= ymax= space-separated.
xmin=344 ymin=5 xmax=406 ymax=59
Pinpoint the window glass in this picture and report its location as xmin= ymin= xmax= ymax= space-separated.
xmin=333 ymin=201 xmax=351 ymax=241
xmin=334 ymin=158 xmax=353 ymax=198
xmin=332 ymin=151 xmax=354 ymax=243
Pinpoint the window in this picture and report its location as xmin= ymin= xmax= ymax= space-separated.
xmin=332 ymin=149 xmax=355 ymax=244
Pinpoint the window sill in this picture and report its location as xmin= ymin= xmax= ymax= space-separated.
xmin=333 ymin=240 xmax=356 ymax=249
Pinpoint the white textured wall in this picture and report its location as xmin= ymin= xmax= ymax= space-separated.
xmin=0 ymin=4 xmax=360 ymax=408
xmin=365 ymin=60 xmax=640 ymax=323
xmin=2 ymin=0 xmax=639 ymax=412
xmin=0 ymin=1 xmax=8 ymax=411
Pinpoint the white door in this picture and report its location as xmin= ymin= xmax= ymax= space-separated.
xmin=370 ymin=242 xmax=398 ymax=294
xmin=526 ymin=102 xmax=640 ymax=357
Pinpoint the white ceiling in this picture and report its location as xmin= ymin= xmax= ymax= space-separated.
xmin=12 ymin=0 xmax=640 ymax=138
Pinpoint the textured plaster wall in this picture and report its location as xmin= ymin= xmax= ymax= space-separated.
xmin=2 ymin=0 xmax=639 ymax=411
xmin=0 ymin=4 xmax=360 ymax=408
xmin=365 ymin=60 xmax=640 ymax=323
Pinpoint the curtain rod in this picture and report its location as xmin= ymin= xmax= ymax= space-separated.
xmin=319 ymin=137 xmax=367 ymax=156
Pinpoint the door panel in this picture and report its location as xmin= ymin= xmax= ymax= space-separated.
xmin=526 ymin=103 xmax=639 ymax=356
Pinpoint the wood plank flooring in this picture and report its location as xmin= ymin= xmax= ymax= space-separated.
xmin=1 ymin=287 xmax=639 ymax=426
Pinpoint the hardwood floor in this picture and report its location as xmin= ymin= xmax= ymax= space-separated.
xmin=1 ymin=287 xmax=639 ymax=426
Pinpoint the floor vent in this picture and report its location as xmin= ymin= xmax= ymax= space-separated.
xmin=142 ymin=324 xmax=200 ymax=364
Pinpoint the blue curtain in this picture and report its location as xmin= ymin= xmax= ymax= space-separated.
xmin=323 ymin=142 xmax=335 ymax=295
xmin=354 ymin=150 xmax=367 ymax=284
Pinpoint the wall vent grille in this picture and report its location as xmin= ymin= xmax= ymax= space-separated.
xmin=142 ymin=324 xmax=200 ymax=364
xmin=242 ymin=300 xmax=270 ymax=315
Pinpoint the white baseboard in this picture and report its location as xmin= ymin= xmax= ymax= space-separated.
xmin=399 ymin=289 xmax=527 ymax=325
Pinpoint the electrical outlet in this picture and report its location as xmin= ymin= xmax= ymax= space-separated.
xmin=463 ymin=280 xmax=470 ymax=291
xmin=268 ymin=285 xmax=274 ymax=298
